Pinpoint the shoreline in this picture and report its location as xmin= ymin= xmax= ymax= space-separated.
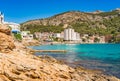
xmin=30 ymin=43 xmax=120 ymax=79
xmin=33 ymin=41 xmax=119 ymax=46
xmin=0 ymin=43 xmax=119 ymax=81
xmin=36 ymin=54 xmax=120 ymax=79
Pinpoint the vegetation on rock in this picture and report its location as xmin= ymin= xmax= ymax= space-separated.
xmin=14 ymin=33 xmax=22 ymax=41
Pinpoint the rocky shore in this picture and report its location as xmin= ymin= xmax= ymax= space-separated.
xmin=0 ymin=24 xmax=120 ymax=81
xmin=22 ymin=39 xmax=40 ymax=46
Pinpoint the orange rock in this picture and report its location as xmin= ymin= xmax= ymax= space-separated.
xmin=0 ymin=24 xmax=11 ymax=35
xmin=0 ymin=25 xmax=15 ymax=53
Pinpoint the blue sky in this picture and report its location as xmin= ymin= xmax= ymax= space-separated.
xmin=0 ymin=0 xmax=120 ymax=23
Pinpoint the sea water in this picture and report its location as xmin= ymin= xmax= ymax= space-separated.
xmin=29 ymin=44 xmax=120 ymax=78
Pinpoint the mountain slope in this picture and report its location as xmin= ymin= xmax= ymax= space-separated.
xmin=21 ymin=11 xmax=103 ymax=27
xmin=21 ymin=9 xmax=120 ymax=36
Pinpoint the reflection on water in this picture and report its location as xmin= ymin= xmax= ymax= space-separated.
xmin=30 ymin=44 xmax=120 ymax=78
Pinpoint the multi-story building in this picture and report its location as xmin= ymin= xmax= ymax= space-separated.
xmin=60 ymin=32 xmax=64 ymax=38
xmin=64 ymin=29 xmax=69 ymax=40
xmin=64 ymin=28 xmax=80 ymax=41
xmin=76 ymin=32 xmax=80 ymax=41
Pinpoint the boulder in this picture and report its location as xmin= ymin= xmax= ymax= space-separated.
xmin=0 ymin=25 xmax=15 ymax=53
xmin=0 ymin=24 xmax=11 ymax=35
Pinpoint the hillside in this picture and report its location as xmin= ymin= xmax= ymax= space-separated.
xmin=21 ymin=9 xmax=120 ymax=36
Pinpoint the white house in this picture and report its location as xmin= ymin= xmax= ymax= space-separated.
xmin=53 ymin=33 xmax=61 ymax=38
xmin=4 ymin=22 xmax=20 ymax=33
xmin=21 ymin=31 xmax=33 ymax=40
xmin=99 ymin=36 xmax=105 ymax=43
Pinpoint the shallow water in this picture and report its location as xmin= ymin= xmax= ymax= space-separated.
xmin=30 ymin=44 xmax=120 ymax=78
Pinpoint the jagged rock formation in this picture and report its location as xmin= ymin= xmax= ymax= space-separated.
xmin=0 ymin=53 xmax=120 ymax=81
xmin=0 ymin=24 xmax=15 ymax=53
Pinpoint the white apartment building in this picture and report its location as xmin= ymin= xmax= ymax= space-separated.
xmin=64 ymin=29 xmax=69 ymax=40
xmin=64 ymin=28 xmax=80 ymax=41
xmin=76 ymin=32 xmax=80 ymax=40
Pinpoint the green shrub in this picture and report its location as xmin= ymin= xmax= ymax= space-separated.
xmin=14 ymin=33 xmax=22 ymax=41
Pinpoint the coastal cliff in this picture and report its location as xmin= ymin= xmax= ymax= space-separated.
xmin=0 ymin=25 xmax=120 ymax=81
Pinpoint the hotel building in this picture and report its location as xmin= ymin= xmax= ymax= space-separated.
xmin=64 ymin=28 xmax=80 ymax=41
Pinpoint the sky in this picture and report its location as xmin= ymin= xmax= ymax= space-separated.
xmin=0 ymin=0 xmax=120 ymax=23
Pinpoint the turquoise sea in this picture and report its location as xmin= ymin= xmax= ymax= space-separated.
xmin=30 ymin=44 xmax=120 ymax=78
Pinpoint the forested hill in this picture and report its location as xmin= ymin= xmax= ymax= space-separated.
xmin=21 ymin=8 xmax=120 ymax=36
